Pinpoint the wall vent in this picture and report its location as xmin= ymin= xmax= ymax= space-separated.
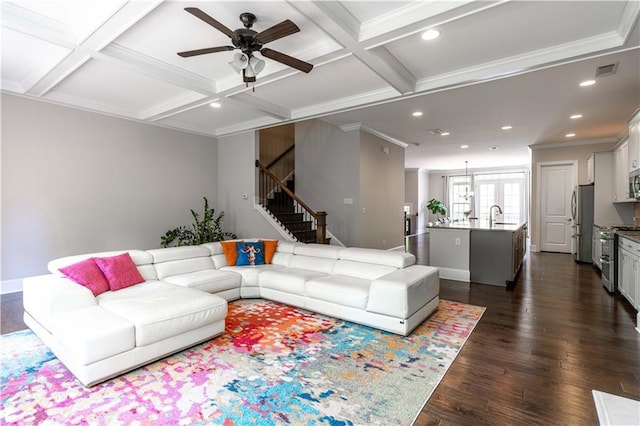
xmin=595 ymin=63 xmax=618 ymax=78
xmin=428 ymin=129 xmax=442 ymax=135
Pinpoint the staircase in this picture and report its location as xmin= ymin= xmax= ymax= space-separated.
xmin=256 ymin=159 xmax=328 ymax=244
xmin=265 ymin=176 xmax=317 ymax=243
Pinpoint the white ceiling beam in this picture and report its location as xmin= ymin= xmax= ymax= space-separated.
xmin=414 ymin=31 xmax=626 ymax=94
xmin=618 ymin=0 xmax=640 ymax=43
xmin=1 ymin=2 xmax=76 ymax=47
xmin=289 ymin=0 xmax=415 ymax=95
xmin=25 ymin=1 xmax=163 ymax=97
xmin=225 ymin=93 xmax=292 ymax=121
xmin=98 ymin=44 xmax=217 ymax=95
xmin=359 ymin=0 xmax=508 ymax=48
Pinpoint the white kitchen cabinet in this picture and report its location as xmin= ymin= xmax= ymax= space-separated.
xmin=627 ymin=110 xmax=640 ymax=173
xmin=618 ymin=236 xmax=639 ymax=311
xmin=587 ymin=153 xmax=595 ymax=184
xmin=591 ymin=151 xmax=633 ymax=224
xmin=612 ymin=138 xmax=631 ymax=202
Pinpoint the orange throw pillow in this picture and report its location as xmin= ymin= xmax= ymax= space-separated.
xmin=260 ymin=240 xmax=279 ymax=264
xmin=220 ymin=240 xmax=240 ymax=266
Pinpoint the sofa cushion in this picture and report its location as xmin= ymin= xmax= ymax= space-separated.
xmin=94 ymin=253 xmax=145 ymax=291
xmin=220 ymin=241 xmax=240 ymax=266
xmin=289 ymin=255 xmax=336 ymax=274
xmin=58 ymin=258 xmax=110 ymax=296
xmin=97 ymin=282 xmax=228 ymax=346
xmin=338 ymin=247 xmax=415 ymax=268
xmin=274 ymin=241 xmax=300 ymax=254
xmin=259 ymin=268 xmax=328 ymax=296
xmin=332 ymin=260 xmax=397 ymax=280
xmin=162 ymin=269 xmax=241 ymax=293
xmin=53 ymin=306 xmax=134 ymax=365
xmin=367 ymin=265 xmax=439 ymax=319
xmin=146 ymin=246 xmax=211 ymax=263
xmin=261 ymin=240 xmax=278 ymax=264
xmin=306 ymin=275 xmax=371 ymax=309
xmin=221 ymin=264 xmax=284 ymax=286
xmin=294 ymin=243 xmax=342 ymax=259
xmin=148 ymin=246 xmax=216 ymax=280
xmin=236 ymin=242 xmax=265 ymax=266
xmin=48 ymin=250 xmax=157 ymax=281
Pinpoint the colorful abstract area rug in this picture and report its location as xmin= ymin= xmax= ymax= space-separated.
xmin=1 ymin=299 xmax=485 ymax=425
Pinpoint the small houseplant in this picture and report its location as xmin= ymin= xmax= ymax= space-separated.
xmin=161 ymin=197 xmax=237 ymax=247
xmin=426 ymin=199 xmax=447 ymax=222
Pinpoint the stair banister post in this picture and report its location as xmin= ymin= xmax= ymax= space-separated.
xmin=316 ymin=211 xmax=327 ymax=244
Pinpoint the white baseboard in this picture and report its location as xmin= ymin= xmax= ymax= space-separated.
xmin=437 ymin=267 xmax=470 ymax=282
xmin=1 ymin=279 xmax=23 ymax=294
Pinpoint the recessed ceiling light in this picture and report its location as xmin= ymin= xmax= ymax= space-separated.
xmin=570 ymin=114 xmax=583 ymax=119
xmin=489 ymin=146 xmax=499 ymax=151
xmin=412 ymin=111 xmax=423 ymax=117
xmin=501 ymin=125 xmax=513 ymax=130
xmin=460 ymin=145 xmax=469 ymax=149
xmin=441 ymin=132 xmax=450 ymax=136
xmin=421 ymin=29 xmax=440 ymax=41
xmin=579 ymin=80 xmax=596 ymax=87
xmin=209 ymin=102 xmax=221 ymax=108
xmin=566 ymin=133 xmax=576 ymax=138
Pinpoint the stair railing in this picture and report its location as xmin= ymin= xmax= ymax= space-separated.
xmin=256 ymin=159 xmax=327 ymax=244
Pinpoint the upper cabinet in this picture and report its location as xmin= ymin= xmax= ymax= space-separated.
xmin=628 ymin=110 xmax=640 ymax=173
xmin=613 ymin=138 xmax=632 ymax=202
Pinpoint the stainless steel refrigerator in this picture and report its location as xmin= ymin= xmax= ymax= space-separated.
xmin=571 ymin=184 xmax=594 ymax=263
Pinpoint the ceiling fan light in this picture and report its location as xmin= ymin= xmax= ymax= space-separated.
xmin=245 ymin=57 xmax=265 ymax=77
xmin=229 ymin=52 xmax=249 ymax=73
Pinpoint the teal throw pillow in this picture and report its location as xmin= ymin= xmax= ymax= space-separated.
xmin=236 ymin=242 xmax=265 ymax=266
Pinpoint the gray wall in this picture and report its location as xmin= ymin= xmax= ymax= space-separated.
xmin=295 ymin=119 xmax=360 ymax=246
xmin=216 ymin=131 xmax=281 ymax=240
xmin=360 ymin=131 xmax=405 ymax=249
xmin=1 ymin=94 xmax=219 ymax=281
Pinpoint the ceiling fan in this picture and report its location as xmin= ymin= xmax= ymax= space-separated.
xmin=177 ymin=7 xmax=313 ymax=86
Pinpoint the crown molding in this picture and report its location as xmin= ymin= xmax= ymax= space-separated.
xmin=360 ymin=125 xmax=408 ymax=148
xmin=619 ymin=0 xmax=640 ymax=43
xmin=528 ymin=137 xmax=618 ymax=150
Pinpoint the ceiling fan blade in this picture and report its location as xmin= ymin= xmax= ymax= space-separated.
xmin=255 ymin=20 xmax=300 ymax=44
xmin=184 ymin=7 xmax=236 ymax=38
xmin=261 ymin=48 xmax=313 ymax=73
xmin=177 ymin=46 xmax=235 ymax=57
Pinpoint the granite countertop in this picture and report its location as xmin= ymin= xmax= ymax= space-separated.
xmin=427 ymin=220 xmax=527 ymax=232
xmin=617 ymin=231 xmax=640 ymax=244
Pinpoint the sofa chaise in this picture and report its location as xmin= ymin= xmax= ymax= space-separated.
xmin=23 ymin=240 xmax=439 ymax=386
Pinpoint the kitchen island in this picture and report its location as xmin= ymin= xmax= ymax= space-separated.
xmin=428 ymin=221 xmax=527 ymax=286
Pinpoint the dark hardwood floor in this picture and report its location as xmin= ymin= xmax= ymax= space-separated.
xmin=2 ymin=234 xmax=639 ymax=425
xmin=409 ymin=232 xmax=640 ymax=425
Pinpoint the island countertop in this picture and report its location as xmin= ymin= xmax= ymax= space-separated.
xmin=426 ymin=220 xmax=527 ymax=232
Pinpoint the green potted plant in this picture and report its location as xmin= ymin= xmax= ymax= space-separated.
xmin=425 ymin=199 xmax=447 ymax=223
xmin=161 ymin=197 xmax=237 ymax=247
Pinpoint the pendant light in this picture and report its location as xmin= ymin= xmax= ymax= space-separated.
xmin=461 ymin=160 xmax=474 ymax=200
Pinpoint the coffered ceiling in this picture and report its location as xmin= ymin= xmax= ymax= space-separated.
xmin=2 ymin=1 xmax=639 ymax=170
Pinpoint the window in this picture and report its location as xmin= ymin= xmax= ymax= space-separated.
xmin=446 ymin=171 xmax=527 ymax=224
xmin=448 ymin=175 xmax=472 ymax=221
xmin=474 ymin=172 xmax=526 ymax=224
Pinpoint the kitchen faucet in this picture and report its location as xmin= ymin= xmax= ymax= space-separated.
xmin=489 ymin=204 xmax=503 ymax=228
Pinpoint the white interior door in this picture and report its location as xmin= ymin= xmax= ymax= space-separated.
xmin=539 ymin=162 xmax=576 ymax=253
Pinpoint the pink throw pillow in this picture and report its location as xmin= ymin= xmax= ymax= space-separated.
xmin=59 ymin=258 xmax=110 ymax=296
xmin=94 ymin=253 xmax=145 ymax=291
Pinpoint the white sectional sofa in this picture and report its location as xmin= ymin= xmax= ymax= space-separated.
xmin=23 ymin=240 xmax=439 ymax=387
